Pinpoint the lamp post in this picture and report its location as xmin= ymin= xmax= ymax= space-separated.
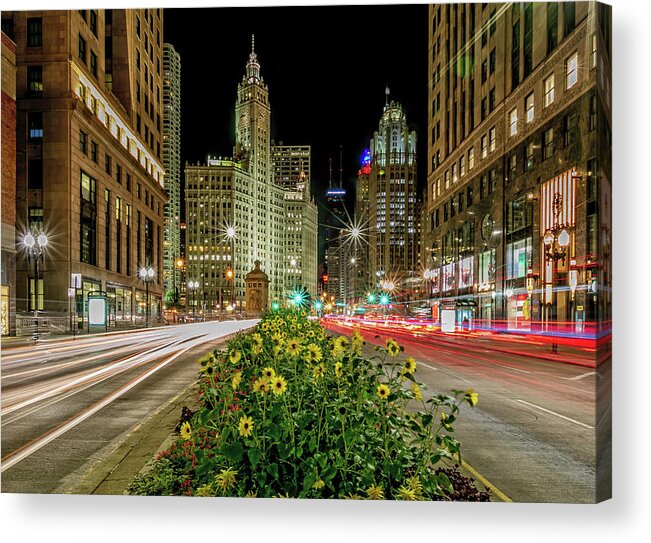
xmin=226 ymin=226 xmax=236 ymax=312
xmin=175 ymin=258 xmax=184 ymax=307
xmin=138 ymin=266 xmax=155 ymax=327
xmin=187 ymin=280 xmax=199 ymax=319
xmin=23 ymin=231 xmax=48 ymax=341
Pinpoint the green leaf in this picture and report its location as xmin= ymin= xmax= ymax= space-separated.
xmin=268 ymin=425 xmax=280 ymax=441
xmin=221 ymin=441 xmax=244 ymax=462
xmin=267 ymin=462 xmax=279 ymax=479
xmin=248 ymin=447 xmax=262 ymax=469
xmin=278 ymin=442 xmax=293 ymax=460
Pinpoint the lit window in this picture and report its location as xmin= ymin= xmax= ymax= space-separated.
xmin=468 ymin=147 xmax=475 ymax=170
xmin=481 ymin=134 xmax=488 ymax=158
xmin=566 ymin=52 xmax=578 ymax=89
xmin=591 ymin=34 xmax=597 ymax=69
xmin=544 ymin=74 xmax=555 ymax=107
xmin=525 ymin=92 xmax=534 ymax=123
xmin=509 ymin=108 xmax=518 ymax=136
xmin=489 ymin=127 xmax=496 ymax=152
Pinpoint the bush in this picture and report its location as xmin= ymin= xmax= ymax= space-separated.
xmin=129 ymin=309 xmax=488 ymax=500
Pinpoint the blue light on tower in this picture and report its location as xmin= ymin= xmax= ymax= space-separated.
xmin=361 ymin=148 xmax=371 ymax=166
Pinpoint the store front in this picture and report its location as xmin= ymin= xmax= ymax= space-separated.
xmin=106 ymin=284 xmax=133 ymax=325
xmin=76 ymin=278 xmax=101 ymax=330
xmin=506 ymin=290 xmax=532 ymax=331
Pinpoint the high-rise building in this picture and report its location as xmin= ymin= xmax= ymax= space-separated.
xmin=162 ymin=43 xmax=181 ymax=302
xmin=425 ymin=3 xmax=611 ymax=331
xmin=368 ymin=94 xmax=419 ymax=300
xmin=1 ymin=31 xmax=17 ymax=336
xmin=3 ymin=9 xmax=167 ymax=328
xmin=185 ymin=37 xmax=318 ymax=312
xmin=271 ymin=144 xmax=318 ymax=299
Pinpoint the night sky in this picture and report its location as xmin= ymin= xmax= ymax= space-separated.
xmin=164 ymin=3 xmax=428 ymax=255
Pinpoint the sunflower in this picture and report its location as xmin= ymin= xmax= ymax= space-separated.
xmin=410 ymin=382 xmax=423 ymax=401
xmin=229 ymin=349 xmax=242 ymax=365
xmin=332 ymin=336 xmax=348 ymax=358
xmin=251 ymin=333 xmax=263 ymax=355
xmin=334 ymin=361 xmax=343 ymax=378
xmin=231 ymin=371 xmax=242 ymax=390
xmin=402 ymin=357 xmax=417 ymax=375
xmin=215 ymin=467 xmax=238 ymax=492
xmin=376 ymin=383 xmax=390 ymax=400
xmin=273 ymin=344 xmax=283 ymax=358
xmin=262 ymin=367 xmax=276 ymax=380
xmin=312 ymin=363 xmax=325 ymax=380
xmin=306 ymin=344 xmax=323 ymax=363
xmin=238 ymin=415 xmax=254 ymax=438
xmin=466 ymin=388 xmax=479 ymax=407
xmin=366 ymin=484 xmax=385 ymax=500
xmin=386 ymin=339 xmax=401 ymax=357
xmin=253 ymin=377 xmax=269 ymax=394
xmin=351 ymin=330 xmax=365 ymax=352
xmin=271 ymin=333 xmax=285 ymax=347
xmin=271 ymin=375 xmax=287 ymax=396
xmin=179 ymin=421 xmax=192 ymax=441
xmin=287 ymin=338 xmax=301 ymax=356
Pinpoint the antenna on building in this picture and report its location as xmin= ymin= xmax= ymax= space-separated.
xmin=251 ymin=33 xmax=255 ymax=54
xmin=385 ymin=84 xmax=390 ymax=107
xmin=328 ymin=157 xmax=333 ymax=189
xmin=339 ymin=146 xmax=343 ymax=189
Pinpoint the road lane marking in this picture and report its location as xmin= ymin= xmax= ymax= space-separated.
xmin=460 ymin=460 xmax=512 ymax=502
xmin=560 ymin=371 xmax=596 ymax=381
xmin=514 ymin=399 xmax=594 ymax=429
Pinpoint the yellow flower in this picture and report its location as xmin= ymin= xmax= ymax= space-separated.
xmin=251 ymin=333 xmax=263 ymax=355
xmin=238 ymin=415 xmax=254 ymax=438
xmin=271 ymin=375 xmax=287 ymax=396
xmin=179 ymin=421 xmax=192 ymax=441
xmin=386 ymin=339 xmax=401 ymax=357
xmin=396 ymin=485 xmax=419 ymax=501
xmin=271 ymin=332 xmax=284 ymax=347
xmin=402 ymin=357 xmax=417 ymax=375
xmin=229 ymin=349 xmax=242 ymax=365
xmin=366 ymin=484 xmax=385 ymax=500
xmin=410 ymin=382 xmax=423 ymax=401
xmin=406 ymin=476 xmax=424 ymax=498
xmin=262 ymin=367 xmax=276 ymax=380
xmin=253 ymin=377 xmax=269 ymax=394
xmin=466 ymin=388 xmax=479 ymax=407
xmin=332 ymin=336 xmax=348 ymax=359
xmin=312 ymin=479 xmax=325 ymax=490
xmin=334 ymin=361 xmax=343 ymax=378
xmin=312 ymin=363 xmax=325 ymax=380
xmin=231 ymin=371 xmax=242 ymax=390
xmin=344 ymin=493 xmax=363 ymax=500
xmin=376 ymin=383 xmax=390 ymax=400
xmin=273 ymin=344 xmax=283 ymax=358
xmin=287 ymin=338 xmax=301 ymax=356
xmin=194 ymin=484 xmax=214 ymax=497
xmin=351 ymin=330 xmax=365 ymax=353
xmin=215 ymin=467 xmax=238 ymax=492
xmin=306 ymin=344 xmax=323 ymax=363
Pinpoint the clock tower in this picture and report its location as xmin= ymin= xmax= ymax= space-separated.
xmin=235 ymin=34 xmax=271 ymax=184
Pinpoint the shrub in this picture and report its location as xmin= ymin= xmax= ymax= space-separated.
xmin=129 ymin=309 xmax=487 ymax=500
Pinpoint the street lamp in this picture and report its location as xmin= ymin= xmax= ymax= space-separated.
xmin=187 ymin=280 xmax=199 ymax=319
xmin=175 ymin=258 xmax=184 ymax=306
xmin=23 ymin=231 xmax=48 ymax=341
xmin=226 ymin=226 xmax=237 ymax=312
xmin=139 ymin=266 xmax=155 ymax=327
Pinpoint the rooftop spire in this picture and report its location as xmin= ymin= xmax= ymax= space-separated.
xmin=328 ymin=157 xmax=333 ymax=189
xmin=339 ymin=146 xmax=343 ymax=189
xmin=245 ymin=33 xmax=261 ymax=83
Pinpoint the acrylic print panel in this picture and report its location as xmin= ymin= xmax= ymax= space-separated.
xmin=0 ymin=2 xmax=611 ymax=504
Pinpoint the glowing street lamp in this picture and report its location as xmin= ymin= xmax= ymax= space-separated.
xmin=225 ymin=226 xmax=237 ymax=311
xmin=23 ymin=230 xmax=48 ymax=340
xmin=139 ymin=266 xmax=155 ymax=327
xmin=187 ymin=279 xmax=199 ymax=319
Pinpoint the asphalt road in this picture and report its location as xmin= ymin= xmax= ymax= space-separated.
xmin=324 ymin=319 xmax=611 ymax=503
xmin=1 ymin=320 xmax=258 ymax=494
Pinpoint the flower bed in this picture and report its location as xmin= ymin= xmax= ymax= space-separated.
xmin=129 ymin=310 xmax=490 ymax=500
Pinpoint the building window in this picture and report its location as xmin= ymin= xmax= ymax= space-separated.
xmin=489 ymin=126 xmax=496 ymax=152
xmin=523 ymin=2 xmax=533 ymax=77
xmin=546 ymin=4 xmax=558 ymax=54
xmin=478 ymin=249 xmax=496 ymax=284
xmin=28 ymin=112 xmax=43 ymax=142
xmin=27 ymin=66 xmax=43 ymax=94
xmin=80 ymin=171 xmax=97 ymax=265
xmin=105 ymin=190 xmax=111 ymax=270
xmin=28 ymin=159 xmax=43 ymax=190
xmin=481 ymin=134 xmax=488 ymax=158
xmin=136 ymin=15 xmax=141 ymax=37
xmin=508 ymin=195 xmax=532 ymax=234
xmin=525 ymin=92 xmax=534 ymax=123
xmin=78 ymin=34 xmax=87 ymax=64
xmin=467 ymin=184 xmax=473 ymax=207
xmin=27 ymin=17 xmax=42 ymax=47
xmin=460 ymin=155 xmax=466 ymax=177
xmin=90 ymin=10 xmax=97 ymax=36
xmin=79 ymin=130 xmax=88 ymax=154
xmin=28 ymin=278 xmax=44 ymax=311
xmin=506 ymin=238 xmax=532 ymax=279
xmin=116 ymin=164 xmax=122 ymax=184
xmin=509 ymin=153 xmax=518 ymax=181
xmin=105 ymin=154 xmax=112 ymax=174
xmin=589 ymin=91 xmax=597 ymax=131
xmin=509 ymin=108 xmax=518 ymax=136
xmin=563 ymin=1 xmax=576 ymax=36
xmin=90 ymin=51 xmax=97 ymax=78
xmin=543 ymin=128 xmax=554 ymax=160
xmin=566 ymin=52 xmax=578 ymax=89
xmin=481 ymin=97 xmax=487 ymax=121
xmin=544 ymin=74 xmax=555 ymax=107
xmin=489 ymin=87 xmax=496 ymax=111
xmin=591 ymin=34 xmax=597 ymax=69
xmin=445 ymin=170 xmax=451 ymax=189
xmin=481 ymin=59 xmax=487 ymax=83
xmin=525 ymin=141 xmax=534 ymax=171
xmin=564 ymin=111 xmax=579 ymax=147
xmin=468 ymin=147 xmax=475 ymax=170
xmin=480 ymin=174 xmax=488 ymax=199
xmin=489 ymin=48 xmax=496 ymax=75
xmin=452 ymin=163 xmax=458 ymax=184
xmin=90 ymin=141 xmax=98 ymax=163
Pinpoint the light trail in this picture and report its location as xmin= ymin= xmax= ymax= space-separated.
xmin=513 ymin=399 xmax=594 ymax=430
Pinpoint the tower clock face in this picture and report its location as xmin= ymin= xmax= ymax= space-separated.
xmin=240 ymin=111 xmax=250 ymax=127
xmin=481 ymin=213 xmax=494 ymax=241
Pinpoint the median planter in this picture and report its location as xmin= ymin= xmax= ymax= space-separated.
xmin=128 ymin=310 xmax=489 ymax=500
